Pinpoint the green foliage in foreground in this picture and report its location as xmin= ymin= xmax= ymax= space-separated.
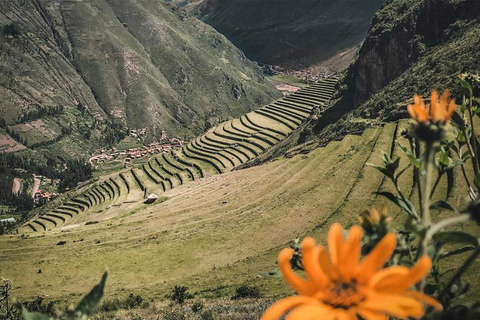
xmin=20 ymin=273 xmax=107 ymax=320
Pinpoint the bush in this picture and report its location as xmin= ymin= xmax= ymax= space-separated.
xmin=191 ymin=300 xmax=204 ymax=313
xmin=200 ymin=310 xmax=216 ymax=320
xmin=2 ymin=23 xmax=20 ymax=37
xmin=21 ymin=297 xmax=56 ymax=316
xmin=170 ymin=286 xmax=193 ymax=304
xmin=162 ymin=309 xmax=187 ymax=320
xmin=231 ymin=284 xmax=261 ymax=300
xmin=99 ymin=293 xmax=143 ymax=312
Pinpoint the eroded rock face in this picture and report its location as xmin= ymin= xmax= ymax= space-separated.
xmin=350 ymin=0 xmax=480 ymax=106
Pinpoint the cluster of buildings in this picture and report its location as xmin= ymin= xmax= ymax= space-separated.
xmin=34 ymin=190 xmax=58 ymax=205
xmin=89 ymin=135 xmax=186 ymax=167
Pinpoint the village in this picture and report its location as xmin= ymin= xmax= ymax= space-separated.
xmin=89 ymin=129 xmax=186 ymax=167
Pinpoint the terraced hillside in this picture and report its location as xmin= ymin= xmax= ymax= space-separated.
xmin=2 ymin=117 xmax=478 ymax=302
xmin=19 ymin=78 xmax=338 ymax=233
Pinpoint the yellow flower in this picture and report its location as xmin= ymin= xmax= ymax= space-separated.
xmin=358 ymin=208 xmax=391 ymax=229
xmin=261 ymin=223 xmax=442 ymax=320
xmin=407 ymin=90 xmax=456 ymax=124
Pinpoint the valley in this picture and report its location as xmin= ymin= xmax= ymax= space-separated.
xmin=19 ymin=78 xmax=338 ymax=233
xmin=1 ymin=1 xmax=480 ymax=319
xmin=2 ymin=116 xmax=478 ymax=305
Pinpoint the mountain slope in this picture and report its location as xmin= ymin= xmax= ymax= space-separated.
xmin=295 ymin=0 xmax=480 ymax=145
xmin=0 ymin=0 xmax=279 ymax=159
xmin=183 ymin=0 xmax=384 ymax=69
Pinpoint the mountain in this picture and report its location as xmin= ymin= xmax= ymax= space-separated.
xmin=0 ymin=0 xmax=279 ymax=159
xmin=302 ymin=0 xmax=480 ymax=144
xmin=178 ymin=0 xmax=384 ymax=70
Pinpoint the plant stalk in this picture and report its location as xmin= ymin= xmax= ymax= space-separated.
xmin=438 ymin=242 xmax=480 ymax=302
xmin=422 ymin=141 xmax=435 ymax=226
xmin=467 ymin=98 xmax=480 ymax=177
xmin=423 ymin=214 xmax=471 ymax=247
xmin=417 ymin=141 xmax=436 ymax=291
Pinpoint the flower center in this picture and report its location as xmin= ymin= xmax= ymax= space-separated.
xmin=323 ymin=280 xmax=365 ymax=309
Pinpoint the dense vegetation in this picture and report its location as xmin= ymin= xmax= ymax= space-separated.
xmin=0 ymin=152 xmax=92 ymax=214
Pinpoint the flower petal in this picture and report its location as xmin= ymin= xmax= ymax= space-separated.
xmin=369 ymin=266 xmax=410 ymax=290
xmin=302 ymin=238 xmax=329 ymax=288
xmin=285 ymin=303 xmax=333 ymax=320
xmin=404 ymin=291 xmax=443 ymax=311
xmin=361 ymin=294 xmax=425 ymax=319
xmin=446 ymin=98 xmax=456 ymax=121
xmin=356 ymin=307 xmax=389 ymax=320
xmin=318 ymin=247 xmax=339 ymax=281
xmin=430 ymin=90 xmax=438 ymax=120
xmin=261 ymin=296 xmax=320 ymax=320
xmin=278 ymin=248 xmax=316 ymax=295
xmin=328 ymin=223 xmax=345 ymax=265
xmin=341 ymin=226 xmax=363 ymax=279
xmin=408 ymin=104 xmax=418 ymax=121
xmin=399 ymin=256 xmax=432 ymax=290
xmin=413 ymin=103 xmax=429 ymax=122
xmin=357 ymin=233 xmax=396 ymax=283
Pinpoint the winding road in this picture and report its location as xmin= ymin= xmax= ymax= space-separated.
xmin=12 ymin=178 xmax=21 ymax=194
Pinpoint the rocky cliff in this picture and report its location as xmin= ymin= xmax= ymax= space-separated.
xmin=311 ymin=0 xmax=480 ymax=137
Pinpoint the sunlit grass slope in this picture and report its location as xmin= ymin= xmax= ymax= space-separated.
xmin=18 ymin=79 xmax=338 ymax=233
xmin=2 ymin=117 xmax=477 ymax=303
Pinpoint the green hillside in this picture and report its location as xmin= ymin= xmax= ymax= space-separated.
xmin=0 ymin=0 xmax=279 ymax=161
xmin=1 ymin=117 xmax=478 ymax=310
xmin=18 ymin=78 xmax=338 ymax=232
xmin=183 ymin=0 xmax=384 ymax=69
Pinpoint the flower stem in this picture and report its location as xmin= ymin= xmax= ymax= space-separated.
xmin=438 ymin=240 xmax=480 ymax=302
xmin=422 ymin=142 xmax=435 ymax=226
xmin=417 ymin=142 xmax=435 ymax=291
xmin=424 ymin=214 xmax=470 ymax=247
xmin=467 ymin=98 xmax=480 ymax=178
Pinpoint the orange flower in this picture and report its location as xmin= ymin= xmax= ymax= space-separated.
xmin=261 ymin=223 xmax=441 ymax=320
xmin=407 ymin=90 xmax=456 ymax=124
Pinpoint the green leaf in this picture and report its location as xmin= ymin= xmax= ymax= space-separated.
xmin=374 ymin=192 xmax=417 ymax=218
xmin=439 ymin=245 xmax=476 ymax=260
xmin=74 ymin=272 xmax=108 ymax=316
xmin=22 ymin=306 xmax=51 ymax=320
xmin=475 ymin=173 xmax=480 ymax=189
xmin=397 ymin=143 xmax=420 ymax=168
xmin=430 ymin=200 xmax=456 ymax=212
xmin=367 ymin=163 xmax=392 ymax=179
xmin=395 ymin=164 xmax=411 ymax=179
xmin=433 ymin=231 xmax=479 ymax=246
xmin=458 ymin=76 xmax=473 ymax=98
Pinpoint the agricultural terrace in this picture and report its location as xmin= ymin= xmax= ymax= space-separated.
xmin=18 ymin=78 xmax=338 ymax=233
xmin=0 ymin=118 xmax=478 ymax=303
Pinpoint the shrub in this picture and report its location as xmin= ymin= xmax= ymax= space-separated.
xmin=170 ymin=286 xmax=193 ymax=304
xmin=21 ymin=297 xmax=56 ymax=317
xmin=99 ymin=293 xmax=143 ymax=312
xmin=2 ymin=23 xmax=20 ymax=37
xmin=200 ymin=309 xmax=215 ymax=320
xmin=191 ymin=300 xmax=204 ymax=313
xmin=162 ymin=309 xmax=187 ymax=320
xmin=231 ymin=284 xmax=261 ymax=300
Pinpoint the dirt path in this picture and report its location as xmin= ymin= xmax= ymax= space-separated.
xmin=31 ymin=176 xmax=40 ymax=198
xmin=12 ymin=178 xmax=22 ymax=194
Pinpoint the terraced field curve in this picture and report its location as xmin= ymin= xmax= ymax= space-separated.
xmin=4 ymin=118 xmax=478 ymax=301
xmin=20 ymin=78 xmax=338 ymax=232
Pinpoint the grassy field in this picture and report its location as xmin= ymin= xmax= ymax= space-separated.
xmin=268 ymin=74 xmax=309 ymax=88
xmin=1 ymin=118 xmax=478 ymax=310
